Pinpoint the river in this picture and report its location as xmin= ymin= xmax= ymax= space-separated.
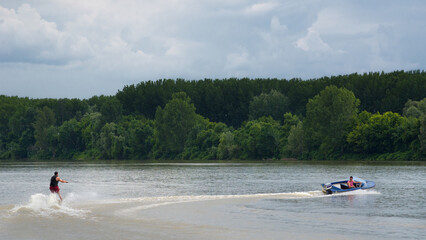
xmin=0 ymin=161 xmax=425 ymax=240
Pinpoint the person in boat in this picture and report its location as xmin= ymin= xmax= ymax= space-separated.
xmin=50 ymin=171 xmax=68 ymax=201
xmin=347 ymin=176 xmax=361 ymax=188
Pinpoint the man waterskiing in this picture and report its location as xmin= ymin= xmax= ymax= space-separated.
xmin=50 ymin=171 xmax=68 ymax=201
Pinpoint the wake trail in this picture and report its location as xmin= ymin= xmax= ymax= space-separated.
xmin=114 ymin=189 xmax=381 ymax=212
xmin=118 ymin=189 xmax=380 ymax=203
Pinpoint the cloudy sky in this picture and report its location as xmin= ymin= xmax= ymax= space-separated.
xmin=1 ymin=0 xmax=425 ymax=98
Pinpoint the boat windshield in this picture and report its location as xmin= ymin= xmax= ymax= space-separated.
xmin=352 ymin=177 xmax=366 ymax=186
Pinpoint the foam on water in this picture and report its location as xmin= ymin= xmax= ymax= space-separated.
xmin=115 ymin=189 xmax=380 ymax=214
xmin=9 ymin=193 xmax=89 ymax=218
xmin=333 ymin=189 xmax=381 ymax=196
xmin=119 ymin=189 xmax=379 ymax=202
xmin=5 ymin=189 xmax=380 ymax=219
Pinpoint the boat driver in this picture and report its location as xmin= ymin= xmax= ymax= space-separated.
xmin=347 ymin=176 xmax=361 ymax=188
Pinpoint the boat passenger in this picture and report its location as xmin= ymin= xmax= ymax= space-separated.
xmin=347 ymin=176 xmax=361 ymax=188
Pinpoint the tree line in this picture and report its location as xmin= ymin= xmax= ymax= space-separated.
xmin=1 ymin=70 xmax=425 ymax=160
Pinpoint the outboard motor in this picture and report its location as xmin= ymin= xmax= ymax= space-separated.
xmin=322 ymin=183 xmax=332 ymax=194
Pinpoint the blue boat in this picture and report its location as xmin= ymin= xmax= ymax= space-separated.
xmin=321 ymin=177 xmax=375 ymax=194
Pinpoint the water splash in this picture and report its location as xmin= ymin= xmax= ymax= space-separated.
xmin=9 ymin=193 xmax=89 ymax=218
xmin=328 ymin=189 xmax=381 ymax=196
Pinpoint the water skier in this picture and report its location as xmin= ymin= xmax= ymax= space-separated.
xmin=50 ymin=171 xmax=68 ymax=201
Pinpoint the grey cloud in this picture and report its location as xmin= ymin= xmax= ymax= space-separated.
xmin=0 ymin=4 xmax=93 ymax=65
xmin=0 ymin=0 xmax=425 ymax=98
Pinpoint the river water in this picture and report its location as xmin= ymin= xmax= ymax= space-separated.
xmin=0 ymin=161 xmax=425 ymax=240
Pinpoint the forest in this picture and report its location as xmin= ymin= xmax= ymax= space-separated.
xmin=1 ymin=70 xmax=425 ymax=161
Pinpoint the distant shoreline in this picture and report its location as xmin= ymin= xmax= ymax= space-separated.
xmin=1 ymin=158 xmax=425 ymax=166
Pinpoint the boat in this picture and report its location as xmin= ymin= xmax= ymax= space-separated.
xmin=321 ymin=177 xmax=375 ymax=194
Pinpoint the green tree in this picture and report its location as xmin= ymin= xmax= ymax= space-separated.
xmin=183 ymin=120 xmax=228 ymax=160
xmin=57 ymin=118 xmax=84 ymax=158
xmin=420 ymin=115 xmax=426 ymax=156
xmin=115 ymin=71 xmax=426 ymax=128
xmin=46 ymin=126 xmax=59 ymax=158
xmin=100 ymin=96 xmax=123 ymax=123
xmin=347 ymin=112 xmax=405 ymax=153
xmin=123 ymin=117 xmax=154 ymax=159
xmin=280 ymin=113 xmax=300 ymax=147
xmin=33 ymin=106 xmax=56 ymax=156
xmin=153 ymin=92 xmax=198 ymax=158
xmin=236 ymin=116 xmax=281 ymax=159
xmin=79 ymin=112 xmax=103 ymax=151
xmin=280 ymin=113 xmax=302 ymax=157
xmin=248 ymin=90 xmax=289 ymax=121
xmin=286 ymin=122 xmax=306 ymax=157
xmin=7 ymin=106 xmax=36 ymax=159
xmin=217 ymin=131 xmax=239 ymax=160
xmin=98 ymin=122 xmax=128 ymax=159
xmin=403 ymin=98 xmax=426 ymax=118
xmin=304 ymin=85 xmax=360 ymax=157
xmin=394 ymin=117 xmax=420 ymax=153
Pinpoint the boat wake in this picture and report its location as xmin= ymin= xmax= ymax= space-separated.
xmin=329 ymin=189 xmax=381 ymax=196
xmin=114 ymin=191 xmax=325 ymax=214
xmin=5 ymin=189 xmax=380 ymax=218
xmin=113 ymin=189 xmax=381 ymax=213
xmin=118 ymin=189 xmax=380 ymax=202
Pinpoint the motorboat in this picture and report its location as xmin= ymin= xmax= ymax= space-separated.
xmin=321 ymin=177 xmax=375 ymax=194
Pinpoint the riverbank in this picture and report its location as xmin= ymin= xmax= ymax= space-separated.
xmin=1 ymin=158 xmax=425 ymax=166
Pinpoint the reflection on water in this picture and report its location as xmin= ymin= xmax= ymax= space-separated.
xmin=0 ymin=162 xmax=425 ymax=240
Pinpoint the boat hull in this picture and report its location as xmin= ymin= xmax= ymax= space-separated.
xmin=321 ymin=179 xmax=375 ymax=194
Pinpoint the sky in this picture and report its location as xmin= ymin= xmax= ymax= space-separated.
xmin=1 ymin=0 xmax=425 ymax=99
